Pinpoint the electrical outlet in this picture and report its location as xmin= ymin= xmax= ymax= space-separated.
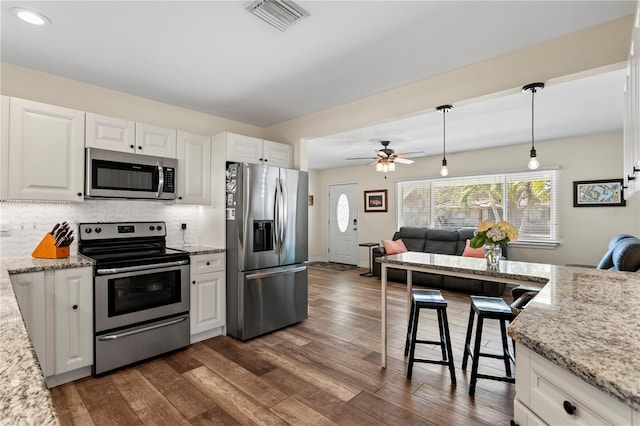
xmin=181 ymin=223 xmax=187 ymax=230
xmin=0 ymin=224 xmax=11 ymax=236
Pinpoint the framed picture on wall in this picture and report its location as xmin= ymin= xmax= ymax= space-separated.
xmin=573 ymin=179 xmax=625 ymax=207
xmin=364 ymin=189 xmax=388 ymax=212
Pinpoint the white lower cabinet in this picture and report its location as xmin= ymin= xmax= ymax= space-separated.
xmin=514 ymin=342 xmax=639 ymax=425
xmin=10 ymin=267 xmax=93 ymax=385
xmin=190 ymin=253 xmax=226 ymax=342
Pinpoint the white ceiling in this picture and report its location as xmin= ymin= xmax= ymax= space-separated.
xmin=1 ymin=1 xmax=635 ymax=169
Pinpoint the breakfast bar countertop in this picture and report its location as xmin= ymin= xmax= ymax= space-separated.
xmin=378 ymin=252 xmax=640 ymax=412
xmin=1 ymin=255 xmax=94 ymax=425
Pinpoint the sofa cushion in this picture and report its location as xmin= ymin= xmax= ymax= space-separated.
xmin=457 ymin=228 xmax=476 ymax=254
xmin=462 ymin=240 xmax=485 ymax=258
xmin=393 ymin=227 xmax=427 ymax=252
xmin=382 ymin=239 xmax=408 ymax=255
xmin=424 ymin=228 xmax=458 ymax=255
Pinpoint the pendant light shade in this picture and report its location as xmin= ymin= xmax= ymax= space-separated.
xmin=522 ymin=82 xmax=544 ymax=170
xmin=436 ymin=105 xmax=452 ymax=176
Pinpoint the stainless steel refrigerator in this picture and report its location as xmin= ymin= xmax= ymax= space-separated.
xmin=226 ymin=162 xmax=308 ymax=340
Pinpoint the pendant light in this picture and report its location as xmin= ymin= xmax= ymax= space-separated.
xmin=522 ymin=82 xmax=544 ymax=170
xmin=436 ymin=105 xmax=452 ymax=176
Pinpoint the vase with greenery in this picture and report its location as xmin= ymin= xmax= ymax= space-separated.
xmin=469 ymin=220 xmax=518 ymax=268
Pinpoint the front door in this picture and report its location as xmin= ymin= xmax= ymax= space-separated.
xmin=328 ymin=183 xmax=358 ymax=265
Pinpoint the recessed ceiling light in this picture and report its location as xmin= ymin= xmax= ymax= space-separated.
xmin=11 ymin=8 xmax=51 ymax=26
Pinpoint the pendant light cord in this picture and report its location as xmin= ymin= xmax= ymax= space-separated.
xmin=442 ymin=108 xmax=447 ymax=161
xmin=531 ymin=87 xmax=535 ymax=150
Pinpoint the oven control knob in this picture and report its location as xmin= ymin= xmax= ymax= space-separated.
xmin=149 ymin=226 xmax=155 ymax=231
xmin=85 ymin=228 xmax=92 ymax=234
xmin=156 ymin=225 xmax=162 ymax=231
xmin=95 ymin=227 xmax=102 ymax=233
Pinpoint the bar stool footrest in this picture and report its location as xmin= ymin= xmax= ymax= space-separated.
xmin=475 ymin=373 xmax=515 ymax=383
xmin=412 ymin=359 xmax=452 ymax=366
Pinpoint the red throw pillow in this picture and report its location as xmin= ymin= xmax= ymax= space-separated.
xmin=462 ymin=239 xmax=485 ymax=258
xmin=382 ymin=239 xmax=408 ymax=255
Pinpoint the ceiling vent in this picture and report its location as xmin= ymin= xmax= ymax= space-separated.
xmin=245 ymin=0 xmax=309 ymax=32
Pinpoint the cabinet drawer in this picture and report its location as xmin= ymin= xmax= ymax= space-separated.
xmin=526 ymin=348 xmax=632 ymax=425
xmin=191 ymin=253 xmax=224 ymax=274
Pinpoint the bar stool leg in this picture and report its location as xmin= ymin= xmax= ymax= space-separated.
xmin=469 ymin=316 xmax=484 ymax=396
xmin=407 ymin=306 xmax=421 ymax=379
xmin=499 ymin=319 xmax=512 ymax=377
xmin=461 ymin=306 xmax=475 ymax=370
xmin=441 ymin=308 xmax=456 ymax=385
xmin=404 ymin=300 xmax=416 ymax=356
xmin=436 ymin=309 xmax=447 ymax=360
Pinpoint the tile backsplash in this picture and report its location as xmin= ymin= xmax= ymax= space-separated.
xmin=0 ymin=200 xmax=202 ymax=257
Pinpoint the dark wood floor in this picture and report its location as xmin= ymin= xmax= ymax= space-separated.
xmin=50 ymin=266 xmax=516 ymax=425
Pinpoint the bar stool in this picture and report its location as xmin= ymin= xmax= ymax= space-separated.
xmin=461 ymin=295 xmax=515 ymax=396
xmin=404 ymin=289 xmax=456 ymax=384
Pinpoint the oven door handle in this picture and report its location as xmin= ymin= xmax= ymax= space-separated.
xmin=97 ymin=315 xmax=188 ymax=341
xmin=96 ymin=259 xmax=188 ymax=275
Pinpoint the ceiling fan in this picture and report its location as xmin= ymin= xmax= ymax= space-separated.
xmin=346 ymin=140 xmax=421 ymax=172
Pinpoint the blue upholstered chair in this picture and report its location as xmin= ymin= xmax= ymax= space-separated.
xmin=596 ymin=234 xmax=640 ymax=273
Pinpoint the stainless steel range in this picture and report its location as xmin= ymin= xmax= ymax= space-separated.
xmin=78 ymin=221 xmax=190 ymax=375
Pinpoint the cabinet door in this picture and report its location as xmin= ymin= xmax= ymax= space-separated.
xmin=177 ymin=130 xmax=211 ymax=205
xmin=86 ymin=113 xmax=135 ymax=153
xmin=190 ymin=271 xmax=225 ymax=335
xmin=54 ymin=267 xmax=93 ymax=374
xmin=226 ymin=133 xmax=263 ymax=164
xmin=10 ymin=272 xmax=48 ymax=376
xmin=135 ymin=123 xmax=177 ymax=158
xmin=8 ymin=98 xmax=85 ymax=202
xmin=263 ymin=140 xmax=293 ymax=168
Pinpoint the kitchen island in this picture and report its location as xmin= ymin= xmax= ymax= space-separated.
xmin=378 ymin=252 xmax=640 ymax=418
xmin=0 ymin=256 xmax=93 ymax=425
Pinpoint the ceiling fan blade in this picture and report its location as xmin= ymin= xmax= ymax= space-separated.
xmin=396 ymin=151 xmax=425 ymax=157
xmin=376 ymin=150 xmax=388 ymax=158
xmin=395 ymin=158 xmax=415 ymax=164
xmin=368 ymin=160 xmax=379 ymax=166
xmin=346 ymin=156 xmax=378 ymax=160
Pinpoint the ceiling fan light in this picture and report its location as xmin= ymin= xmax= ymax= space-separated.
xmin=376 ymin=162 xmax=383 ymax=172
xmin=388 ymin=161 xmax=396 ymax=172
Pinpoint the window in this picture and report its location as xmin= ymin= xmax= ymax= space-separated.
xmin=397 ymin=170 xmax=558 ymax=244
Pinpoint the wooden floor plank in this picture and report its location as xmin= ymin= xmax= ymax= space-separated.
xmin=136 ymin=358 xmax=217 ymax=420
xmin=189 ymin=342 xmax=289 ymax=408
xmin=270 ymin=396 xmax=338 ymax=426
xmin=183 ymin=366 xmax=288 ymax=425
xmin=252 ymin=346 xmax=361 ymax=402
xmin=48 ymin=382 xmax=96 ymax=426
xmin=73 ymin=375 xmax=143 ymax=425
xmin=110 ymin=368 xmax=191 ymax=426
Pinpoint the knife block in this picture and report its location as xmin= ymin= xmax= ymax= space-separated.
xmin=32 ymin=233 xmax=69 ymax=259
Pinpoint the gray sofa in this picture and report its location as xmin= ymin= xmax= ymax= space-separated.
xmin=372 ymin=226 xmax=508 ymax=297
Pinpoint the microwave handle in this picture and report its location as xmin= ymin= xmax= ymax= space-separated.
xmin=156 ymin=160 xmax=164 ymax=198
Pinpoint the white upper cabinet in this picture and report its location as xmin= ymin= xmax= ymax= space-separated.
xmin=8 ymin=97 xmax=85 ymax=202
xmin=86 ymin=113 xmax=135 ymax=153
xmin=135 ymin=123 xmax=177 ymax=158
xmin=87 ymin=113 xmax=177 ymax=158
xmin=176 ymin=130 xmax=211 ymax=205
xmin=224 ymin=132 xmax=293 ymax=168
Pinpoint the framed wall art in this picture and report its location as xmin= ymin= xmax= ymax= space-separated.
xmin=573 ymin=179 xmax=625 ymax=207
xmin=364 ymin=189 xmax=388 ymax=212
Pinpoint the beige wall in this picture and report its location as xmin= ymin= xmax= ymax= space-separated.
xmin=310 ymin=133 xmax=640 ymax=267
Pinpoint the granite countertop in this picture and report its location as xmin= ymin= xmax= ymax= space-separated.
xmin=1 ymin=255 xmax=94 ymax=425
xmin=379 ymin=252 xmax=640 ymax=412
xmin=169 ymin=245 xmax=226 ymax=255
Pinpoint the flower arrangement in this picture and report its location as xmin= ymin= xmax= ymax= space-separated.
xmin=469 ymin=220 xmax=518 ymax=248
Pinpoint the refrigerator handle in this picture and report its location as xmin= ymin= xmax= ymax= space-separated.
xmin=274 ymin=177 xmax=281 ymax=254
xmin=280 ymin=177 xmax=287 ymax=251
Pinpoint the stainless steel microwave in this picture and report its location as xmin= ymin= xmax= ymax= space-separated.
xmin=85 ymin=148 xmax=177 ymax=200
